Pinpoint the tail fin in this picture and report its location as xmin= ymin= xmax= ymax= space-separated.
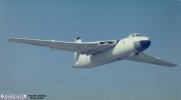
xmin=74 ymin=37 xmax=82 ymax=61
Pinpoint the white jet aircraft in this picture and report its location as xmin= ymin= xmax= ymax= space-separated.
xmin=8 ymin=33 xmax=177 ymax=68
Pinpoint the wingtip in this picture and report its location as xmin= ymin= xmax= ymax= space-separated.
xmin=169 ymin=63 xmax=178 ymax=67
xmin=174 ymin=64 xmax=179 ymax=67
xmin=8 ymin=37 xmax=18 ymax=42
xmin=8 ymin=37 xmax=14 ymax=42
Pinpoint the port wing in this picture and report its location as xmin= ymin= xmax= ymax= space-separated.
xmin=126 ymin=53 xmax=177 ymax=67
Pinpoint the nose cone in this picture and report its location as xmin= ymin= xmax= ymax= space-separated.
xmin=140 ymin=40 xmax=151 ymax=49
xmin=134 ymin=40 xmax=151 ymax=52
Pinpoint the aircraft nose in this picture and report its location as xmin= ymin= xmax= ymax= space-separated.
xmin=140 ymin=40 xmax=151 ymax=49
xmin=134 ymin=40 xmax=151 ymax=52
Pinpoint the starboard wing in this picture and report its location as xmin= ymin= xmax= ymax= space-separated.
xmin=8 ymin=37 xmax=118 ymax=55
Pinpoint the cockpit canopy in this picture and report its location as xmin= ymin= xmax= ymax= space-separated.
xmin=129 ymin=33 xmax=142 ymax=37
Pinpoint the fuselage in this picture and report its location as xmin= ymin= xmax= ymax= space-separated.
xmin=73 ymin=34 xmax=151 ymax=68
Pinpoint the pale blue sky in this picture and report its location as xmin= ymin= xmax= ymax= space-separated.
xmin=0 ymin=0 xmax=181 ymax=100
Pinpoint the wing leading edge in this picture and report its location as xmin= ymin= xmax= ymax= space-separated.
xmin=126 ymin=53 xmax=177 ymax=67
xmin=8 ymin=37 xmax=117 ymax=55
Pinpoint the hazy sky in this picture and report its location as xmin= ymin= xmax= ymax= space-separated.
xmin=0 ymin=0 xmax=181 ymax=100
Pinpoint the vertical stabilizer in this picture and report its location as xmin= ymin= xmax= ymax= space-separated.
xmin=74 ymin=37 xmax=82 ymax=61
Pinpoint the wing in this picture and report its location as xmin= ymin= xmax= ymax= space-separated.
xmin=8 ymin=37 xmax=118 ymax=55
xmin=126 ymin=53 xmax=177 ymax=67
